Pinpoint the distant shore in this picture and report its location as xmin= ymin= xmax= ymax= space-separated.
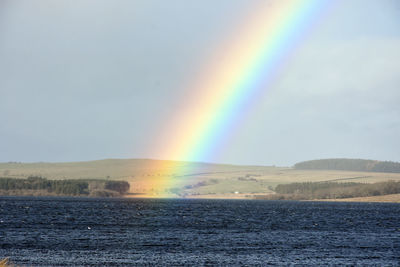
xmin=1 ymin=192 xmax=399 ymax=203
xmin=312 ymin=194 xmax=400 ymax=203
xmin=124 ymin=193 xmax=400 ymax=203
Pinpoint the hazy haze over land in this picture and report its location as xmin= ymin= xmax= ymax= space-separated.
xmin=0 ymin=0 xmax=399 ymax=166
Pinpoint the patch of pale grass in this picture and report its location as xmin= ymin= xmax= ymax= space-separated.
xmin=316 ymin=194 xmax=400 ymax=203
xmin=0 ymin=258 xmax=13 ymax=267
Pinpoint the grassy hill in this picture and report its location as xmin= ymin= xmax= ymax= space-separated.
xmin=0 ymin=159 xmax=267 ymax=180
xmin=1 ymin=158 xmax=400 ymax=198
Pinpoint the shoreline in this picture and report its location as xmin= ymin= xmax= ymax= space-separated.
xmin=309 ymin=193 xmax=400 ymax=203
xmin=124 ymin=193 xmax=400 ymax=203
xmin=1 ymin=193 xmax=400 ymax=203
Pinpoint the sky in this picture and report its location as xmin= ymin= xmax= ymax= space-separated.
xmin=0 ymin=0 xmax=399 ymax=166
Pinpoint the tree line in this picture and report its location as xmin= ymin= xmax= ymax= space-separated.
xmin=256 ymin=180 xmax=400 ymax=200
xmin=294 ymin=159 xmax=400 ymax=173
xmin=0 ymin=176 xmax=130 ymax=197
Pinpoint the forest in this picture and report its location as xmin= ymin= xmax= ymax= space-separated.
xmin=294 ymin=159 xmax=400 ymax=173
xmin=0 ymin=176 xmax=130 ymax=197
xmin=256 ymin=180 xmax=400 ymax=200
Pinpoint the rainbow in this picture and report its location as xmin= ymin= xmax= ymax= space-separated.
xmin=148 ymin=0 xmax=330 ymax=194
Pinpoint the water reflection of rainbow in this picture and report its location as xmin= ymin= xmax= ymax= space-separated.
xmin=148 ymin=0 xmax=329 ymax=194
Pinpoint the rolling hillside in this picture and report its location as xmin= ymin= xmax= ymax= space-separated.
xmin=1 ymin=158 xmax=400 ymax=198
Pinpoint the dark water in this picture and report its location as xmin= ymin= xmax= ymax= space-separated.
xmin=0 ymin=197 xmax=399 ymax=266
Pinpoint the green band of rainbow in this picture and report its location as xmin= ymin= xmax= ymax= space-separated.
xmin=148 ymin=0 xmax=330 ymax=193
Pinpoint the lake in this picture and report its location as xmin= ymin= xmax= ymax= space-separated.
xmin=0 ymin=197 xmax=399 ymax=266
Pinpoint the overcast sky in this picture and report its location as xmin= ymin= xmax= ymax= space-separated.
xmin=1 ymin=0 xmax=399 ymax=166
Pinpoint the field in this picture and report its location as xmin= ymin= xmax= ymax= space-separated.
xmin=1 ymin=159 xmax=400 ymax=199
xmin=316 ymin=194 xmax=400 ymax=203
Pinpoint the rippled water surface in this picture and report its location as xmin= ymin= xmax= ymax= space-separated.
xmin=0 ymin=197 xmax=399 ymax=266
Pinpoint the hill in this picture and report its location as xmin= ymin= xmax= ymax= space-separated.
xmin=1 ymin=158 xmax=400 ymax=199
xmin=0 ymin=159 xmax=269 ymax=180
xmin=294 ymin=158 xmax=400 ymax=173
